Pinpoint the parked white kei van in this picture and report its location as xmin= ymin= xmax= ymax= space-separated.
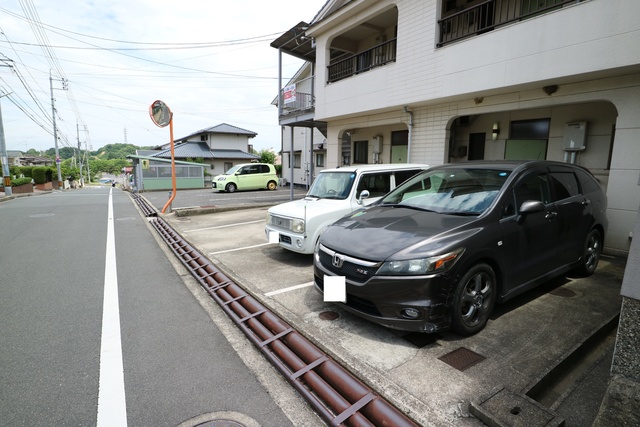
xmin=265 ymin=164 xmax=429 ymax=254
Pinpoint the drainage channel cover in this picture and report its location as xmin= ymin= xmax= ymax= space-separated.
xmin=470 ymin=387 xmax=565 ymax=427
xmin=438 ymin=347 xmax=485 ymax=371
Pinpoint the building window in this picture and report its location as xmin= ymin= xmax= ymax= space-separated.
xmin=294 ymin=153 xmax=301 ymax=168
xmin=316 ymin=153 xmax=325 ymax=167
xmin=354 ymin=141 xmax=368 ymax=164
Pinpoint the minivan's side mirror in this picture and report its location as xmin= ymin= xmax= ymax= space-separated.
xmin=517 ymin=200 xmax=545 ymax=224
xmin=357 ymin=190 xmax=370 ymax=205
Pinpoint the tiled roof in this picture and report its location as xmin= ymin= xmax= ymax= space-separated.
xmin=211 ymin=149 xmax=260 ymax=160
xmin=176 ymin=123 xmax=257 ymax=142
xmin=137 ymin=149 xmax=160 ymax=156
xmin=153 ymin=142 xmax=215 ymax=159
xmin=151 ymin=142 xmax=258 ymax=161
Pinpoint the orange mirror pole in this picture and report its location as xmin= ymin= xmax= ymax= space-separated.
xmin=161 ymin=118 xmax=176 ymax=214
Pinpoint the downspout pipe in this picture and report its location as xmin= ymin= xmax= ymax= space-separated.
xmin=404 ymin=106 xmax=413 ymax=163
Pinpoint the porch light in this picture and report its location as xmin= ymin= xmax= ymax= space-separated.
xmin=492 ymin=122 xmax=500 ymax=141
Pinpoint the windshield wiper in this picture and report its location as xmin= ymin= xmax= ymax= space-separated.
xmin=446 ymin=211 xmax=480 ymax=216
xmin=382 ymin=203 xmax=439 ymax=213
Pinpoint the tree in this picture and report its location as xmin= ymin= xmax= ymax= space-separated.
xmin=258 ymin=149 xmax=277 ymax=165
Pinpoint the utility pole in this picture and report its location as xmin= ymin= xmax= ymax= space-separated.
xmin=0 ymin=96 xmax=12 ymax=197
xmin=77 ymin=121 xmax=84 ymax=187
xmin=50 ymin=69 xmax=67 ymax=190
xmin=83 ymin=125 xmax=91 ymax=183
xmin=1 ymin=60 xmax=13 ymax=196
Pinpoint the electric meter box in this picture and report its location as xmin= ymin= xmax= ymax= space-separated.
xmin=563 ymin=121 xmax=588 ymax=151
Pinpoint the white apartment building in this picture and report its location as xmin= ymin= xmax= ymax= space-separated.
xmin=272 ymin=0 xmax=640 ymax=256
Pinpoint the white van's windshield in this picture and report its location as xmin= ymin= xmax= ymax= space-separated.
xmin=307 ymin=172 xmax=357 ymax=200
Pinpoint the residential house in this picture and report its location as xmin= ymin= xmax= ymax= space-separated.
xmin=272 ymin=0 xmax=640 ymax=256
xmin=153 ymin=123 xmax=260 ymax=177
xmin=5 ymin=150 xmax=23 ymax=166
xmin=18 ymin=155 xmax=54 ymax=166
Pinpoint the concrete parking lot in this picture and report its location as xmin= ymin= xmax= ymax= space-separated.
xmin=143 ymin=188 xmax=625 ymax=426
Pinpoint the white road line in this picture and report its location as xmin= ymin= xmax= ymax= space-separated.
xmin=209 ymin=242 xmax=271 ymax=255
xmin=184 ymin=219 xmax=263 ymax=233
xmin=97 ymin=188 xmax=127 ymax=426
xmin=264 ymin=282 xmax=315 ymax=297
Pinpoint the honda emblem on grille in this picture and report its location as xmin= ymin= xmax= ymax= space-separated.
xmin=332 ymin=254 xmax=345 ymax=268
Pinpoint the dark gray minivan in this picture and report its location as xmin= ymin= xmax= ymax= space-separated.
xmin=314 ymin=160 xmax=608 ymax=335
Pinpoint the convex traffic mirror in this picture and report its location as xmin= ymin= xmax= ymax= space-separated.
xmin=149 ymin=100 xmax=172 ymax=127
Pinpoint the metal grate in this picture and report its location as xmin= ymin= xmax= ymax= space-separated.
xmin=439 ymin=347 xmax=485 ymax=371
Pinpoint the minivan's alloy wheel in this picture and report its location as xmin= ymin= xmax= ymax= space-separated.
xmin=452 ymin=263 xmax=497 ymax=336
xmin=576 ymin=229 xmax=601 ymax=277
xmin=267 ymin=181 xmax=277 ymax=191
xmin=226 ymin=183 xmax=237 ymax=193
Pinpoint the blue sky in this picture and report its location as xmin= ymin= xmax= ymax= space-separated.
xmin=0 ymin=0 xmax=326 ymax=153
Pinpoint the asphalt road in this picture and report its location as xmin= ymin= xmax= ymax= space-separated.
xmin=0 ymin=187 xmax=319 ymax=426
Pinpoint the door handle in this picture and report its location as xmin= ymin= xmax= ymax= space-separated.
xmin=545 ymin=211 xmax=558 ymax=220
xmin=582 ymin=199 xmax=591 ymax=206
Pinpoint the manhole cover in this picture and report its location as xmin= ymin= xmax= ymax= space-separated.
xmin=195 ymin=421 xmax=246 ymax=427
xmin=319 ymin=310 xmax=340 ymax=321
xmin=549 ymin=287 xmax=576 ymax=298
xmin=439 ymin=347 xmax=485 ymax=371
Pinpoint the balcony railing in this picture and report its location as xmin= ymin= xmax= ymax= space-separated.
xmin=327 ymin=38 xmax=397 ymax=83
xmin=438 ymin=0 xmax=583 ymax=47
xmin=279 ymin=75 xmax=315 ymax=117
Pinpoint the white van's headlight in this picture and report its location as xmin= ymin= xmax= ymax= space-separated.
xmin=291 ymin=219 xmax=305 ymax=233
xmin=378 ymin=248 xmax=464 ymax=275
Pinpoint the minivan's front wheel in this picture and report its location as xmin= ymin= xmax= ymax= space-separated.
xmin=451 ymin=263 xmax=496 ymax=336
xmin=225 ymin=183 xmax=237 ymax=193
xmin=575 ymin=229 xmax=601 ymax=277
xmin=267 ymin=180 xmax=277 ymax=191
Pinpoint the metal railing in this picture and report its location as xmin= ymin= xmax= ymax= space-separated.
xmin=280 ymin=75 xmax=315 ymax=117
xmin=438 ymin=0 xmax=584 ymax=47
xmin=328 ymin=38 xmax=397 ymax=83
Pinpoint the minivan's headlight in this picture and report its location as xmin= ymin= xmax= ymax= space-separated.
xmin=291 ymin=219 xmax=305 ymax=233
xmin=377 ymin=248 xmax=465 ymax=275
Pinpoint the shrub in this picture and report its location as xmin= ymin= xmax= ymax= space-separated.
xmin=11 ymin=177 xmax=33 ymax=187
xmin=19 ymin=166 xmax=33 ymax=178
xmin=32 ymin=167 xmax=48 ymax=184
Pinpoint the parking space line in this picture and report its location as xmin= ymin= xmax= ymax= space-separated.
xmin=209 ymin=242 xmax=271 ymax=255
xmin=265 ymin=282 xmax=315 ymax=297
xmin=184 ymin=219 xmax=263 ymax=233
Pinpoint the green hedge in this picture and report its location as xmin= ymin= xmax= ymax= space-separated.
xmin=32 ymin=167 xmax=48 ymax=184
xmin=11 ymin=177 xmax=33 ymax=187
xmin=19 ymin=166 xmax=33 ymax=178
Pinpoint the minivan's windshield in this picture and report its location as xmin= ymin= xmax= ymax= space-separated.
xmin=307 ymin=172 xmax=357 ymax=200
xmin=381 ymin=168 xmax=511 ymax=215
